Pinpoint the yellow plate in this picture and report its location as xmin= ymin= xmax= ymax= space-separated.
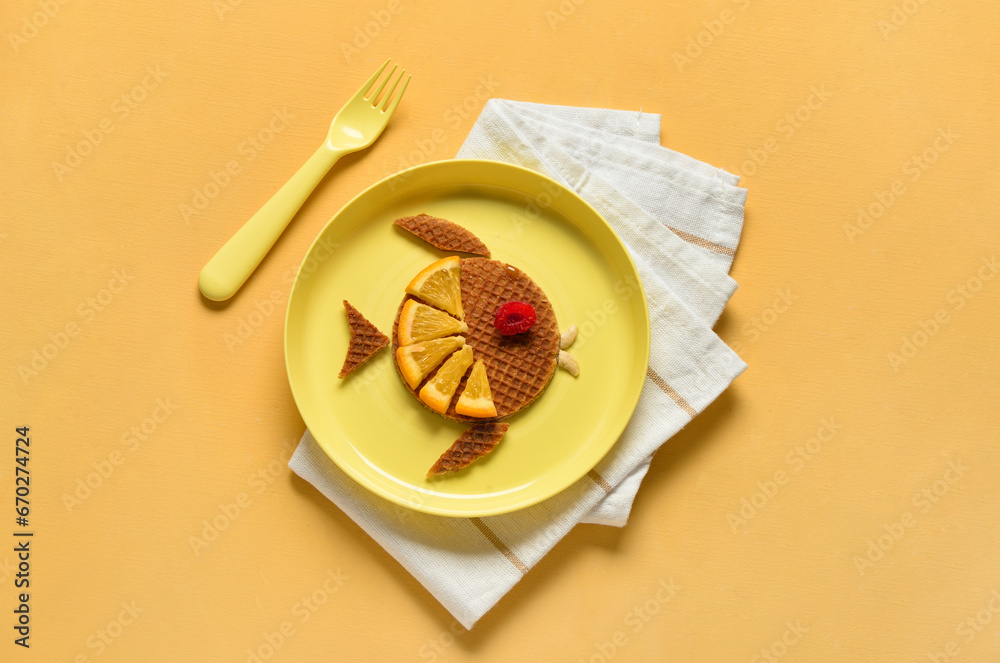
xmin=284 ymin=159 xmax=650 ymax=517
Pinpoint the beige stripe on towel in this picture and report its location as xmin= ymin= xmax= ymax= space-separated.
xmin=646 ymin=367 xmax=697 ymax=418
xmin=470 ymin=518 xmax=528 ymax=574
xmin=587 ymin=469 xmax=612 ymax=493
xmin=666 ymin=225 xmax=736 ymax=257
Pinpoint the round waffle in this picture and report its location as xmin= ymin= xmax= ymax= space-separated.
xmin=393 ymin=257 xmax=560 ymax=421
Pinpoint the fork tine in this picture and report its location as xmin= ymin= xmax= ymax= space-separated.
xmin=381 ymin=71 xmax=411 ymax=114
xmin=357 ymin=58 xmax=391 ymax=100
xmin=368 ymin=64 xmax=398 ymax=105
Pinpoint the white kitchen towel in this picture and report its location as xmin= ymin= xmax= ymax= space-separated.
xmin=458 ymin=100 xmax=745 ymax=525
xmin=289 ymin=100 xmax=747 ymax=628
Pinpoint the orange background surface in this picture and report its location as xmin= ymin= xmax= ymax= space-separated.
xmin=3 ymin=1 xmax=999 ymax=661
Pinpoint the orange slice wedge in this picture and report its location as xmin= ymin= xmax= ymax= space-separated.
xmin=398 ymin=299 xmax=468 ymax=346
xmin=396 ymin=336 xmax=465 ymax=390
xmin=404 ymin=256 xmax=464 ymax=319
xmin=455 ymin=359 xmax=497 ymax=418
xmin=419 ymin=346 xmax=474 ymax=414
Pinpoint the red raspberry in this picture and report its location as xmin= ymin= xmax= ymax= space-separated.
xmin=494 ymin=301 xmax=536 ymax=335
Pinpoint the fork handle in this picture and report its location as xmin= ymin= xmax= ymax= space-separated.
xmin=198 ymin=143 xmax=345 ymax=301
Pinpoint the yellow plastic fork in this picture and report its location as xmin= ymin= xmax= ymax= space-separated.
xmin=198 ymin=59 xmax=411 ymax=301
